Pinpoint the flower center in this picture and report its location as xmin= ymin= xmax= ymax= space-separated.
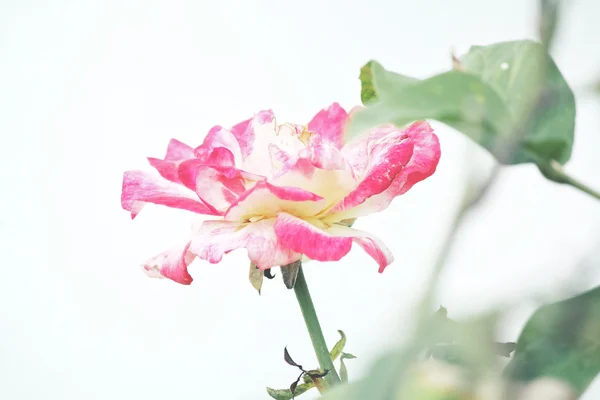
xmin=297 ymin=127 xmax=315 ymax=146
xmin=277 ymin=123 xmax=315 ymax=147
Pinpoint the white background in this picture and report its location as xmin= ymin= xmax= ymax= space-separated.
xmin=1 ymin=0 xmax=600 ymax=399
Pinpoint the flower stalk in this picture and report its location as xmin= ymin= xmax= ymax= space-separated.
xmin=538 ymin=160 xmax=600 ymax=202
xmin=293 ymin=264 xmax=341 ymax=387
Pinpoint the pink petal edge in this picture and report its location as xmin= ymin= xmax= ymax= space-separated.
xmin=307 ymin=102 xmax=349 ymax=149
xmin=142 ymin=241 xmax=195 ymax=285
xmin=332 ymin=121 xmax=440 ymax=219
xmin=178 ymin=160 xmax=249 ymax=212
xmin=333 ymin=129 xmax=414 ymax=213
xmin=147 ymin=139 xmax=196 ymax=184
xmin=231 ymin=110 xmax=275 ymax=159
xmin=273 ymin=212 xmax=393 ymax=271
xmin=190 ymin=218 xmax=301 ymax=270
xmin=121 ymin=170 xmax=221 ymax=218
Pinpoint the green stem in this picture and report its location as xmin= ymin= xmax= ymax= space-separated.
xmin=293 ymin=265 xmax=341 ymax=387
xmin=561 ymin=172 xmax=600 ymax=201
xmin=542 ymin=160 xmax=600 ymax=201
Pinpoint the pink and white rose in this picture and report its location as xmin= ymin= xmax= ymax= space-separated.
xmin=121 ymin=103 xmax=440 ymax=284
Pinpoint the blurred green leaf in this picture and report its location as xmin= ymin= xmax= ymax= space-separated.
xmin=426 ymin=306 xmax=516 ymax=367
xmin=354 ymin=40 xmax=575 ymax=166
xmin=339 ymin=352 xmax=357 ymax=383
xmin=319 ymin=350 xmax=407 ymax=400
xmin=494 ymin=342 xmax=517 ymax=357
xmin=539 ymin=0 xmax=561 ymax=49
xmin=461 ymin=40 xmax=575 ymax=165
xmin=504 ymin=286 xmax=600 ymax=395
xmin=266 ymin=382 xmax=314 ymax=400
xmin=321 ymin=311 xmax=504 ymax=399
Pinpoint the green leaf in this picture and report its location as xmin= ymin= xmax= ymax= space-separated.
xmin=351 ymin=40 xmax=575 ymax=166
xmin=359 ymin=61 xmax=419 ymax=105
xmin=339 ymin=352 xmax=357 ymax=383
xmin=359 ymin=62 xmax=377 ymax=105
xmin=352 ymin=67 xmax=514 ymax=162
xmin=461 ymin=40 xmax=575 ymax=165
xmin=329 ymin=330 xmax=347 ymax=361
xmin=266 ymin=382 xmax=314 ymax=400
xmin=504 ymin=286 xmax=600 ymax=395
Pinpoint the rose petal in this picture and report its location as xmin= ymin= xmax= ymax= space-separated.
xmin=341 ymin=125 xmax=397 ymax=176
xmin=163 ymin=139 xmax=196 ymax=161
xmin=142 ymin=241 xmax=195 ymax=285
xmin=194 ymin=126 xmax=242 ymax=166
xmin=390 ymin=121 xmax=441 ymax=197
xmin=205 ymin=147 xmax=236 ymax=167
xmin=274 ymin=214 xmax=352 ymax=261
xmin=273 ymin=212 xmax=393 ymax=271
xmin=307 ymin=102 xmax=348 ymax=149
xmin=224 ymin=180 xmax=326 ymax=221
xmin=177 ymin=160 xmax=250 ymax=212
xmin=147 ymin=158 xmax=182 ymax=184
xmin=147 ymin=139 xmax=195 ymax=183
xmin=121 ymin=170 xmax=220 ymax=218
xmin=271 ymin=123 xmax=308 ymax=157
xmin=331 ymin=126 xmax=414 ymax=213
xmin=327 ymin=225 xmax=395 ymax=273
xmin=240 ymin=112 xmax=281 ymax=177
xmin=269 ymin=143 xmax=295 ymax=171
xmin=194 ymin=166 xmax=247 ymax=211
xmin=271 ymin=157 xmax=357 ymax=208
xmin=330 ymin=121 xmax=440 ymax=220
xmin=298 ymin=143 xmax=347 ymax=171
xmin=231 ymin=110 xmax=275 ymax=159
xmin=190 ymin=219 xmax=301 ymax=269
